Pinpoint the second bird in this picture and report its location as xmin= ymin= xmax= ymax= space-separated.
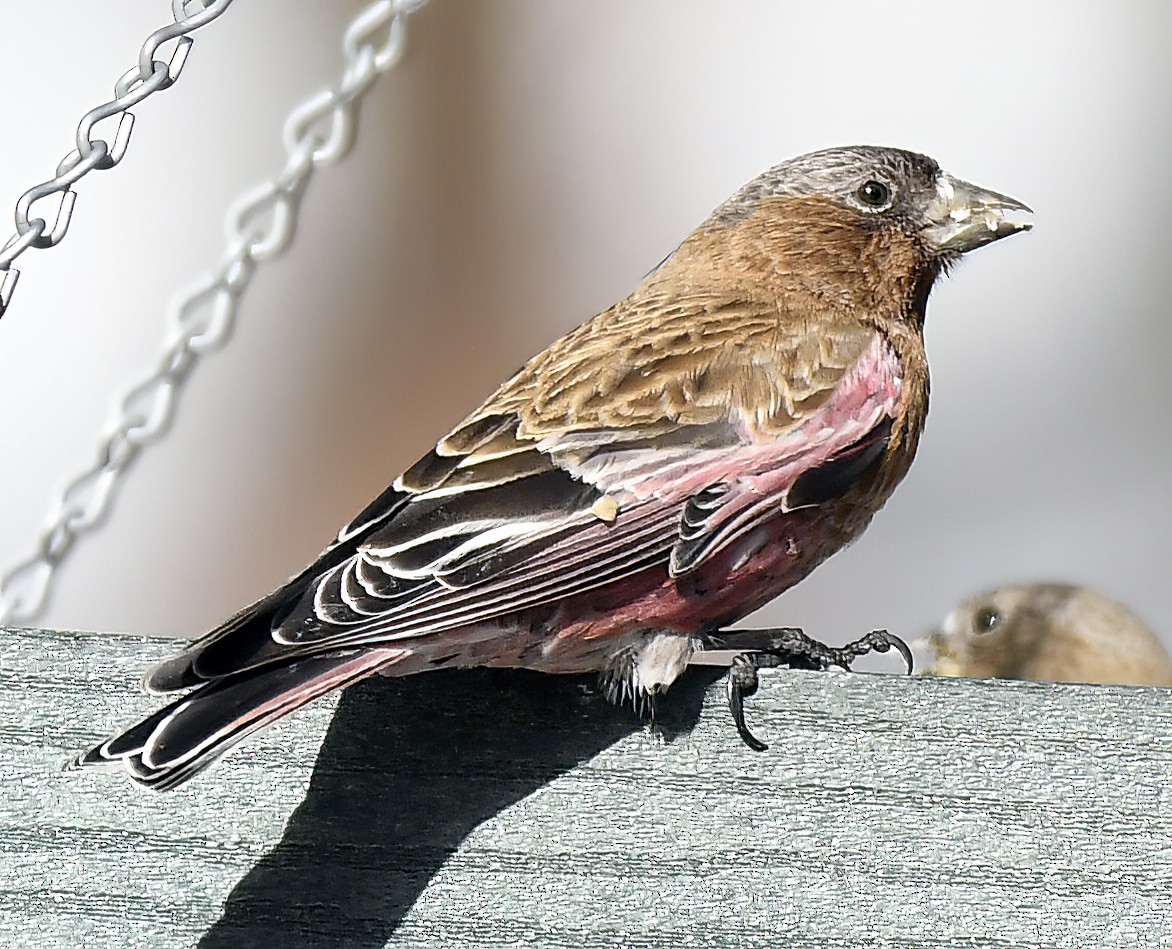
xmin=78 ymin=145 xmax=1032 ymax=788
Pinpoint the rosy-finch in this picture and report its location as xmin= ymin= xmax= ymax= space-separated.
xmin=921 ymin=583 xmax=1172 ymax=686
xmin=76 ymin=146 xmax=1030 ymax=787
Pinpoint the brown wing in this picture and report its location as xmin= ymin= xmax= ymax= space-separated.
xmin=150 ymin=290 xmax=875 ymax=686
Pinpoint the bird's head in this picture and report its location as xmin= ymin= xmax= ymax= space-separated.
xmin=919 ymin=582 xmax=1039 ymax=679
xmin=916 ymin=582 xmax=1172 ymax=686
xmin=692 ymin=145 xmax=1032 ymax=314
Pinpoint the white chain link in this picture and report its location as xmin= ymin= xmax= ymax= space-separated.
xmin=0 ymin=0 xmax=430 ymax=625
xmin=0 ymin=0 xmax=237 ymax=319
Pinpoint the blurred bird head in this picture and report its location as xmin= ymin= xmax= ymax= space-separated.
xmin=692 ymin=146 xmax=1032 ymax=310
xmin=916 ymin=582 xmax=1172 ymax=687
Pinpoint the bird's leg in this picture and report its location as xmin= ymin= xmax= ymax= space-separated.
xmin=696 ymin=627 xmax=914 ymax=751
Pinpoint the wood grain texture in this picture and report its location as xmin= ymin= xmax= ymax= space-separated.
xmin=1 ymin=626 xmax=1170 ymax=948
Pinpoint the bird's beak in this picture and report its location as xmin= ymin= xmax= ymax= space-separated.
xmin=923 ymin=173 xmax=1032 ymax=256
xmin=907 ymin=633 xmax=947 ymax=676
xmin=911 ymin=611 xmax=970 ymax=677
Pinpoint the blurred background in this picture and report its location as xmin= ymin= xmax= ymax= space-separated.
xmin=1 ymin=1 xmax=1169 ymax=653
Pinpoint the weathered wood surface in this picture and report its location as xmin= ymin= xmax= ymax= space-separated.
xmin=1 ymin=626 xmax=1170 ymax=948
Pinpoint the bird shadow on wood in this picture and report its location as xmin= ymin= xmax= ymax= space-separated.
xmin=197 ymin=665 xmax=722 ymax=949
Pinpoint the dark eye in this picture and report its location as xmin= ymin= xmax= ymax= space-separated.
xmin=973 ymin=607 xmax=1001 ymax=634
xmin=856 ymin=180 xmax=891 ymax=208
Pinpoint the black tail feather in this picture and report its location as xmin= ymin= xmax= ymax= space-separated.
xmin=74 ymin=648 xmax=400 ymax=790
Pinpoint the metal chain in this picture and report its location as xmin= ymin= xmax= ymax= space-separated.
xmin=0 ymin=0 xmax=430 ymax=625
xmin=0 ymin=0 xmax=238 ymax=319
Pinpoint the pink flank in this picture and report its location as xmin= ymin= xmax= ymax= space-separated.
xmin=542 ymin=334 xmax=906 ymax=656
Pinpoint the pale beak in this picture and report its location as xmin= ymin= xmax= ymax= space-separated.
xmin=923 ymin=173 xmax=1032 ymax=256
xmin=907 ymin=633 xmax=946 ymax=676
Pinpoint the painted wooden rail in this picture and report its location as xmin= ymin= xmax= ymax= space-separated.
xmin=1 ymin=626 xmax=1169 ymax=948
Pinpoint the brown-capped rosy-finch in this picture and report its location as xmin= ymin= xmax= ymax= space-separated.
xmin=76 ymin=146 xmax=1031 ymax=787
xmin=921 ymin=582 xmax=1172 ymax=686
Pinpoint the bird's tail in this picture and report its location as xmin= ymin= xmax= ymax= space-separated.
xmin=71 ymin=647 xmax=402 ymax=790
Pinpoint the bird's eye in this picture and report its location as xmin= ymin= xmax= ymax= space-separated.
xmin=973 ymin=607 xmax=1001 ymax=634
xmin=856 ymin=180 xmax=891 ymax=209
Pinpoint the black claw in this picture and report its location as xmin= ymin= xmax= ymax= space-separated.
xmin=838 ymin=629 xmax=914 ymax=674
xmin=885 ymin=631 xmax=915 ymax=674
xmin=730 ymin=690 xmax=768 ymax=752
xmin=727 ymin=656 xmax=769 ymax=752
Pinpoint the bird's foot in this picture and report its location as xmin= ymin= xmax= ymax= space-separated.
xmin=701 ymin=627 xmax=913 ymax=752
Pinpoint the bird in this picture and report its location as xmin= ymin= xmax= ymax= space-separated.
xmin=74 ymin=145 xmax=1031 ymax=788
xmin=920 ymin=582 xmax=1172 ymax=686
